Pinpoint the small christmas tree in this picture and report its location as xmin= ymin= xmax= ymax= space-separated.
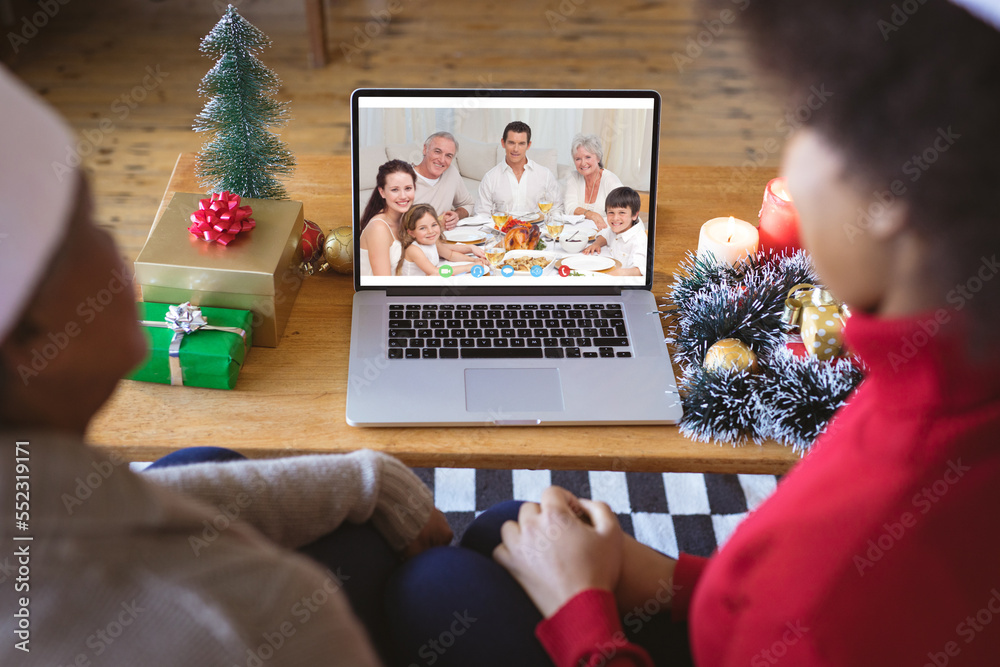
xmin=193 ymin=5 xmax=295 ymax=200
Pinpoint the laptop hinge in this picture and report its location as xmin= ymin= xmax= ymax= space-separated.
xmin=380 ymin=287 xmax=626 ymax=298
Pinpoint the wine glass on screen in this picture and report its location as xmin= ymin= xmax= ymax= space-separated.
xmin=491 ymin=202 xmax=510 ymax=231
xmin=544 ymin=208 xmax=563 ymax=240
xmin=484 ymin=239 xmax=505 ymax=272
xmin=538 ymin=199 xmax=553 ymax=228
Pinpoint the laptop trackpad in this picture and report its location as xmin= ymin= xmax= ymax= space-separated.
xmin=465 ymin=368 xmax=565 ymax=413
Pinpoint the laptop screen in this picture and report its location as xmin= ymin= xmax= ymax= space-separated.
xmin=352 ymin=89 xmax=660 ymax=293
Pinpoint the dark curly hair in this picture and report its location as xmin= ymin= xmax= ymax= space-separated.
xmin=713 ymin=0 xmax=1000 ymax=338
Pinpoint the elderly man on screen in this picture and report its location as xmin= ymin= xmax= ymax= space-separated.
xmin=412 ymin=131 xmax=474 ymax=230
xmin=474 ymin=121 xmax=562 ymax=218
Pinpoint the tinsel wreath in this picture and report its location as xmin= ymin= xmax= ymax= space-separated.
xmin=663 ymin=251 xmax=864 ymax=454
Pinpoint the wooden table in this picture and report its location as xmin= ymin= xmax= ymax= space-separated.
xmin=87 ymin=154 xmax=800 ymax=475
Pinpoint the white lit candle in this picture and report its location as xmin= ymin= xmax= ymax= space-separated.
xmin=696 ymin=216 xmax=759 ymax=265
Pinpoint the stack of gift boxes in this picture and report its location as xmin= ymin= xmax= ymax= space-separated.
xmin=128 ymin=191 xmax=305 ymax=389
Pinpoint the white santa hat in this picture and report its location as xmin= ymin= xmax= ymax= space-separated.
xmin=950 ymin=0 xmax=1000 ymax=30
xmin=0 ymin=65 xmax=77 ymax=344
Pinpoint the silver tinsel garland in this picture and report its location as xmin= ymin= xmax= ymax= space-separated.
xmin=663 ymin=251 xmax=864 ymax=455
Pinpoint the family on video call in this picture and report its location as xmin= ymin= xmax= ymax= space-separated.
xmin=358 ymin=121 xmax=647 ymax=279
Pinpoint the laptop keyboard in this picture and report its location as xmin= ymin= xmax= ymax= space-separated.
xmin=386 ymin=303 xmax=632 ymax=360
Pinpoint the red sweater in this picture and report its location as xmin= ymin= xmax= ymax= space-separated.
xmin=538 ymin=310 xmax=1000 ymax=666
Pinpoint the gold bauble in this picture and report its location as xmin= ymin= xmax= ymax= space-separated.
xmin=324 ymin=226 xmax=354 ymax=275
xmin=703 ymin=338 xmax=759 ymax=373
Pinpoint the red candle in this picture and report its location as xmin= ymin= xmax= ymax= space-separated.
xmin=758 ymin=177 xmax=802 ymax=256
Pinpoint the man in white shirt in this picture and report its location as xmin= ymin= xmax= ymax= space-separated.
xmin=474 ymin=121 xmax=562 ymax=218
xmin=582 ymin=186 xmax=647 ymax=277
xmin=413 ymin=131 xmax=475 ymax=230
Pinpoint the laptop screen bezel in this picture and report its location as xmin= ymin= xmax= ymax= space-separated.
xmin=350 ymin=88 xmax=661 ymax=296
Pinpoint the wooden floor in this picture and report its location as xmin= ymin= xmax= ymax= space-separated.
xmin=4 ymin=0 xmax=783 ymax=261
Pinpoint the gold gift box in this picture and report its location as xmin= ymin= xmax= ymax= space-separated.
xmin=134 ymin=192 xmax=305 ymax=348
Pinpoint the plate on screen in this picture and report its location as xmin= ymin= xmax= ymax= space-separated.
xmin=559 ymin=255 xmax=616 ymax=272
xmin=445 ymin=228 xmax=489 ymax=244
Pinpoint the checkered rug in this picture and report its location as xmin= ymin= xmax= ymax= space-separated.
xmin=134 ymin=461 xmax=780 ymax=557
xmin=413 ymin=468 xmax=780 ymax=558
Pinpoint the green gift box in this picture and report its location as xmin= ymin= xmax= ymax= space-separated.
xmin=133 ymin=192 xmax=305 ymax=348
xmin=128 ymin=302 xmax=253 ymax=390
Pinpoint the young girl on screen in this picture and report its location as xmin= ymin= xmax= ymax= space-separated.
xmin=396 ymin=204 xmax=487 ymax=277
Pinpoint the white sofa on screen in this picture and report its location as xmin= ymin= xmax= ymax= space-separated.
xmin=356 ymin=133 xmax=570 ymax=213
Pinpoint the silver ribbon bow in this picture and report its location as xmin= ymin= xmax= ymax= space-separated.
xmin=166 ymin=302 xmax=209 ymax=334
xmin=140 ymin=302 xmax=247 ymax=386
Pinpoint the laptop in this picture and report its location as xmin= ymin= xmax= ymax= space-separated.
xmin=346 ymin=88 xmax=682 ymax=426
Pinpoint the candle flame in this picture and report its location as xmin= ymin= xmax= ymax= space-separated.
xmin=726 ymin=216 xmax=735 ymax=243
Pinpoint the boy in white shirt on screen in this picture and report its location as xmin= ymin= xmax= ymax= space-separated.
xmin=581 ymin=186 xmax=646 ymax=277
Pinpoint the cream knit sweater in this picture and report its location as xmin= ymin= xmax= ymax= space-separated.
xmin=0 ymin=431 xmax=435 ymax=666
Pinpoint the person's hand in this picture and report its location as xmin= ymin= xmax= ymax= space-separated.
xmin=582 ymin=243 xmax=600 ymax=256
xmin=493 ymin=486 xmax=624 ymax=618
xmin=586 ymin=210 xmax=608 ymax=230
xmin=468 ymin=245 xmax=486 ymax=259
xmin=545 ymin=485 xmax=585 ymax=516
xmin=442 ymin=210 xmax=460 ymax=230
xmin=400 ymin=508 xmax=453 ymax=560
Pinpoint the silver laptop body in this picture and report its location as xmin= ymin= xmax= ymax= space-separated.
xmin=346 ymin=89 xmax=681 ymax=427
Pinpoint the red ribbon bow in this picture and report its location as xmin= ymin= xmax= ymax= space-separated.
xmin=188 ymin=191 xmax=256 ymax=245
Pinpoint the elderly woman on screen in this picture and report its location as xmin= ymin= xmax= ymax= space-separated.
xmin=562 ymin=133 xmax=624 ymax=230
